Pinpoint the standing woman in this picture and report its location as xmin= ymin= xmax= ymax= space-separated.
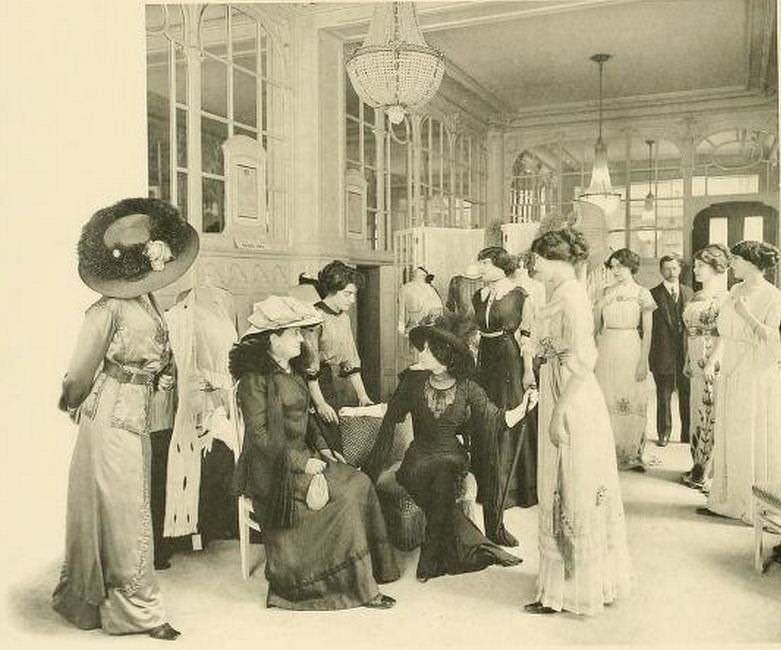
xmin=303 ymin=261 xmax=373 ymax=455
xmin=681 ymin=245 xmax=730 ymax=490
xmin=54 ymin=198 xmax=199 ymax=640
xmin=526 ymin=228 xmax=631 ymax=616
xmin=473 ymin=247 xmax=537 ymax=544
xmin=704 ymin=241 xmax=781 ymax=523
xmin=594 ymin=248 xmax=657 ymax=471
xmin=231 ymin=297 xmax=399 ymax=609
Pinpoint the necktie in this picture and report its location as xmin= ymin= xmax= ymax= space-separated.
xmin=670 ymin=286 xmax=678 ymax=302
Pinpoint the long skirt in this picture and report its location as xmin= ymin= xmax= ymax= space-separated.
xmin=595 ymin=329 xmax=648 ymax=470
xmin=536 ymin=361 xmax=632 ymax=615
xmin=687 ymin=334 xmax=718 ymax=484
xmin=476 ymin=334 xmax=537 ymax=507
xmin=52 ymin=380 xmax=166 ymax=634
xmin=398 ymin=443 xmax=521 ymax=580
xmin=314 ymin=365 xmax=359 ymax=455
xmin=256 ymin=462 xmax=400 ymax=610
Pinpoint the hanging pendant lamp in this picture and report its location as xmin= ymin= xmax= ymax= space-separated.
xmin=578 ymin=54 xmax=621 ymax=215
xmin=345 ymin=2 xmax=445 ymax=124
xmin=642 ymin=139 xmax=655 ymax=224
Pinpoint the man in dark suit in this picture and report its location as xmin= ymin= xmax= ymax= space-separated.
xmin=649 ymin=254 xmax=693 ymax=447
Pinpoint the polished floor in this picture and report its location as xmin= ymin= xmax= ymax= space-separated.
xmin=4 ymin=440 xmax=780 ymax=649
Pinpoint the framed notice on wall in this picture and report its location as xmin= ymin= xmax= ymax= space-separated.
xmin=344 ymin=168 xmax=367 ymax=239
xmin=237 ymin=164 xmax=258 ymax=220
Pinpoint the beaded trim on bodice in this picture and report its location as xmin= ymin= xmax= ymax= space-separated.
xmin=424 ymin=379 xmax=457 ymax=419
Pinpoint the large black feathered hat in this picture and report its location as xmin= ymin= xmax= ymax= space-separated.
xmin=409 ymin=311 xmax=476 ymax=377
xmin=77 ymin=197 xmax=199 ymax=298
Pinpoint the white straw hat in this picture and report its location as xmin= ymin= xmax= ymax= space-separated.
xmin=245 ymin=295 xmax=322 ymax=334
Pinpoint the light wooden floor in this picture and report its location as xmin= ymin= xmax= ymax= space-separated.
xmin=5 ymin=442 xmax=781 ymax=649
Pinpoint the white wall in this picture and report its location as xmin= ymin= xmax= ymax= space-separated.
xmin=0 ymin=0 xmax=147 ymax=592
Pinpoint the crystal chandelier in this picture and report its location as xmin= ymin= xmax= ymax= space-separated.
xmin=579 ymin=54 xmax=621 ymax=215
xmin=642 ymin=139 xmax=655 ymax=223
xmin=345 ymin=2 xmax=445 ymax=125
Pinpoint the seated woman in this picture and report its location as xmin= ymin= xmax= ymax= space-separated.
xmin=231 ymin=296 xmax=400 ymax=610
xmin=364 ymin=312 xmax=528 ymax=583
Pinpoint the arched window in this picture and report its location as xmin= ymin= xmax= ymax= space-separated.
xmin=510 ymin=150 xmax=556 ymax=224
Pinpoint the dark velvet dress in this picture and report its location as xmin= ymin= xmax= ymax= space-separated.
xmin=233 ymin=356 xmax=399 ymax=610
xmin=473 ymin=285 xmax=538 ymax=508
xmin=365 ymin=370 xmax=521 ymax=581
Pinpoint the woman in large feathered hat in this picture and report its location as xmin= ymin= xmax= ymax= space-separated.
xmin=53 ymin=198 xmax=198 ymax=641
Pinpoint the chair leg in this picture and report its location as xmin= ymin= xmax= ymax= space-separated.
xmin=754 ymin=504 xmax=765 ymax=575
xmin=239 ymin=502 xmax=250 ymax=580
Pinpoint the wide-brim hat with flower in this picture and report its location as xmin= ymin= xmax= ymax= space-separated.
xmin=245 ymin=295 xmax=323 ymax=335
xmin=78 ymin=197 xmax=199 ymax=299
xmin=409 ymin=311 xmax=476 ymax=377
xmin=462 ymin=263 xmax=482 ymax=280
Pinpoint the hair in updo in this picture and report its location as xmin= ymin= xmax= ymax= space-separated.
xmin=730 ymin=240 xmax=780 ymax=272
xmin=694 ymin=244 xmax=731 ymax=274
xmin=604 ymin=248 xmax=641 ymax=275
xmin=477 ymin=246 xmax=518 ymax=276
xmin=530 ymin=228 xmax=590 ymax=265
xmin=318 ymin=260 xmax=365 ymax=296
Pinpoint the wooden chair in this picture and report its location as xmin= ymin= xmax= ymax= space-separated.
xmin=752 ymin=481 xmax=781 ymax=574
xmin=233 ymin=386 xmax=263 ymax=580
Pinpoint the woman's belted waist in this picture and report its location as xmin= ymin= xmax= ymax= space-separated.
xmin=480 ymin=330 xmax=507 ymax=339
xmin=103 ymin=359 xmax=158 ymax=386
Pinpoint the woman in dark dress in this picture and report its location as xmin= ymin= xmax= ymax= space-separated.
xmin=365 ymin=313 xmax=529 ymax=582
xmin=473 ymin=247 xmax=538 ymax=533
xmin=231 ymin=296 xmax=399 ymax=610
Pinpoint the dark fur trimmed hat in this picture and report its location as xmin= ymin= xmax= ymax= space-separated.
xmin=77 ymin=197 xmax=199 ymax=298
xmin=409 ymin=311 xmax=476 ymax=378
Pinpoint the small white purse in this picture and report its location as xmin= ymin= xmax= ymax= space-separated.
xmin=306 ymin=473 xmax=330 ymax=511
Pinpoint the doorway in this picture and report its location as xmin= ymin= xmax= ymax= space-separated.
xmin=691 ymin=201 xmax=779 ymax=287
xmin=356 ymin=265 xmax=381 ymax=401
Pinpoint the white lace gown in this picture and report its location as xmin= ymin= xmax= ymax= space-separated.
xmin=594 ymin=282 xmax=656 ymax=469
xmin=707 ymin=280 xmax=781 ymax=523
xmin=535 ymin=278 xmax=632 ymax=615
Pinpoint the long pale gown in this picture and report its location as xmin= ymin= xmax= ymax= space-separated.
xmin=535 ymin=277 xmax=632 ymax=615
xmin=707 ymin=280 xmax=781 ymax=523
xmin=53 ymin=295 xmax=172 ymax=633
xmin=594 ymin=282 xmax=657 ymax=470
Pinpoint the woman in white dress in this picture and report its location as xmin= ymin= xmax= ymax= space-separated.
xmin=525 ymin=228 xmax=631 ymax=616
xmin=703 ymin=240 xmax=781 ymax=523
xmin=594 ymin=249 xmax=656 ymax=470
xmin=681 ymin=245 xmax=730 ymax=491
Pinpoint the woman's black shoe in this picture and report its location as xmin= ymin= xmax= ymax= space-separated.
xmin=363 ymin=594 xmax=396 ymax=609
xmin=154 ymin=558 xmax=172 ymax=570
xmin=524 ymin=601 xmax=557 ymax=615
xmin=489 ymin=524 xmax=519 ymax=548
xmin=149 ymin=623 xmax=181 ymax=640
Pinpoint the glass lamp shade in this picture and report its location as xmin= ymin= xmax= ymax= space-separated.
xmin=578 ymin=138 xmax=622 ymax=215
xmin=641 ymin=191 xmax=655 ymax=224
xmin=345 ymin=3 xmax=445 ymax=124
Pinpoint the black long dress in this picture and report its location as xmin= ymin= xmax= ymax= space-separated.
xmin=473 ymin=286 xmax=538 ymax=508
xmin=365 ymin=369 xmax=521 ymax=581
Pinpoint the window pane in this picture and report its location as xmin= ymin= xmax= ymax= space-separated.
xmin=201 ymin=5 xmax=227 ymax=58
xmin=201 ymin=58 xmax=228 ymax=117
xmin=744 ymin=216 xmax=764 ymax=241
xmin=692 ymin=176 xmax=707 ymax=196
xmin=363 ymin=125 xmax=376 ymax=167
xmin=656 ymin=199 xmax=683 ymax=229
xmin=657 ymin=230 xmax=683 ymax=256
xmin=708 ymin=217 xmax=728 ymax=245
xmin=145 ymin=5 xmax=165 ymax=31
xmin=707 ymin=174 xmax=760 ymax=196
xmin=630 ymin=230 xmax=656 ymax=258
xmin=201 ymin=117 xmax=228 ymax=175
xmin=366 ymin=168 xmax=377 ymax=210
xmin=364 ymin=104 xmax=375 ymax=127
xmin=260 ymin=80 xmax=268 ymax=132
xmin=168 ymin=7 xmax=185 ymax=42
xmin=146 ymin=34 xmax=170 ymax=202
xmin=260 ymin=32 xmax=269 ymax=78
xmin=202 ymin=177 xmax=225 ymax=233
xmin=177 ymin=172 xmax=188 ymax=219
xmin=346 ymin=118 xmax=360 ymax=163
xmin=232 ymin=8 xmax=257 ymax=72
xmin=346 ymin=73 xmax=360 ymax=118
xmin=175 ymin=45 xmax=187 ymax=105
xmin=233 ymin=68 xmax=257 ymax=127
xmin=176 ymin=108 xmax=187 ymax=168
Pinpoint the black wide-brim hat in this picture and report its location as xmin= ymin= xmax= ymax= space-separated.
xmin=409 ymin=311 xmax=476 ymax=377
xmin=77 ymin=197 xmax=200 ymax=299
